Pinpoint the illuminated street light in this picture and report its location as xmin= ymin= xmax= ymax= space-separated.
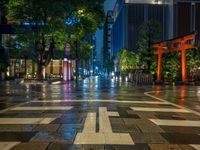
xmin=78 ymin=9 xmax=85 ymax=16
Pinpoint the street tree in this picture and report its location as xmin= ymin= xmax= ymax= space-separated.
xmin=187 ymin=47 xmax=200 ymax=81
xmin=64 ymin=1 xmax=104 ymax=81
xmin=118 ymin=48 xmax=139 ymax=73
xmin=80 ymin=42 xmax=93 ymax=76
xmin=8 ymin=0 xmax=105 ymax=80
xmin=8 ymin=0 xmax=68 ymax=80
xmin=162 ymin=52 xmax=181 ymax=81
xmin=0 ymin=0 xmax=8 ymax=18
xmin=137 ymin=20 xmax=163 ymax=71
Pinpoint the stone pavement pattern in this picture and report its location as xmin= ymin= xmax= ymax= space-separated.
xmin=0 ymin=99 xmax=200 ymax=149
xmin=0 ymin=80 xmax=200 ymax=150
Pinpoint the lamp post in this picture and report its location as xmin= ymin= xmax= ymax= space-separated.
xmin=63 ymin=42 xmax=71 ymax=81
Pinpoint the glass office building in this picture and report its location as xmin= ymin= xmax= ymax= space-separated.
xmin=111 ymin=0 xmax=200 ymax=57
xmin=103 ymin=11 xmax=114 ymax=65
xmin=111 ymin=0 xmax=167 ymax=57
xmin=170 ymin=0 xmax=200 ymax=38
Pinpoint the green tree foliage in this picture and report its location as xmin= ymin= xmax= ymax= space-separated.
xmin=149 ymin=55 xmax=158 ymax=80
xmin=8 ymin=0 xmax=68 ymax=80
xmin=0 ymin=0 xmax=8 ymax=16
xmin=7 ymin=0 xmax=105 ymax=80
xmin=80 ymin=42 xmax=93 ymax=62
xmin=187 ymin=47 xmax=200 ymax=81
xmin=65 ymin=1 xmax=104 ymax=80
xmin=162 ymin=52 xmax=181 ymax=81
xmin=137 ymin=20 xmax=163 ymax=71
xmin=152 ymin=47 xmax=200 ymax=82
xmin=70 ymin=41 xmax=93 ymax=63
xmin=80 ymin=42 xmax=93 ymax=73
xmin=118 ymin=48 xmax=139 ymax=72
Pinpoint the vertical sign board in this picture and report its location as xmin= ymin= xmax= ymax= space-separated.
xmin=63 ymin=43 xmax=71 ymax=81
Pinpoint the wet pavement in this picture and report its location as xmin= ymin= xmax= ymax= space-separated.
xmin=0 ymin=77 xmax=200 ymax=150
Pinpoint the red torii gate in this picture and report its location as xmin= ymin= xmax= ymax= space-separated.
xmin=152 ymin=33 xmax=196 ymax=82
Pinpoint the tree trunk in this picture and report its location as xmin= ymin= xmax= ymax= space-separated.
xmin=32 ymin=60 xmax=35 ymax=78
xmin=11 ymin=62 xmax=14 ymax=77
xmin=37 ymin=63 xmax=45 ymax=81
xmin=24 ymin=57 xmax=27 ymax=79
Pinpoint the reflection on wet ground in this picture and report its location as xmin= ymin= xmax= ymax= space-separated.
xmin=0 ymin=77 xmax=199 ymax=112
xmin=0 ymin=77 xmax=199 ymax=150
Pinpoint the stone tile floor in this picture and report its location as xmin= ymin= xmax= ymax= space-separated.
xmin=0 ymin=98 xmax=200 ymax=150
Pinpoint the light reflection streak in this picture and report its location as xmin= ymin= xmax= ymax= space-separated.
xmin=178 ymin=86 xmax=186 ymax=107
xmin=63 ymin=83 xmax=72 ymax=101
xmin=155 ymin=85 xmax=161 ymax=96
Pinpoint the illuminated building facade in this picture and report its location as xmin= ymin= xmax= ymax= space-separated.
xmin=166 ymin=0 xmax=200 ymax=41
xmin=111 ymin=0 xmax=167 ymax=57
xmin=103 ymin=11 xmax=114 ymax=73
xmin=111 ymin=0 xmax=200 ymax=57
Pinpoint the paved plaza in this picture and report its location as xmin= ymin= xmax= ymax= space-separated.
xmin=0 ymin=77 xmax=200 ymax=150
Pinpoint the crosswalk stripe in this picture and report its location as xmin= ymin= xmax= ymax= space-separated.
xmin=31 ymin=100 xmax=170 ymax=105
xmin=11 ymin=106 xmax=73 ymax=111
xmin=0 ymin=118 xmax=56 ymax=124
xmin=190 ymin=144 xmax=200 ymax=150
xmin=0 ymin=142 xmax=20 ymax=150
xmin=150 ymin=119 xmax=200 ymax=127
xmin=130 ymin=107 xmax=190 ymax=113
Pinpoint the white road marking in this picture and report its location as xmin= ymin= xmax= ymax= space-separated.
xmin=131 ymin=107 xmax=190 ymax=113
xmin=99 ymin=107 xmax=119 ymax=133
xmin=0 ymin=142 xmax=20 ymax=150
xmin=0 ymin=101 xmax=31 ymax=114
xmin=31 ymin=99 xmax=170 ymax=105
xmin=11 ymin=106 xmax=73 ymax=111
xmin=0 ymin=118 xmax=56 ymax=124
xmin=150 ymin=119 xmax=200 ymax=127
xmin=190 ymin=144 xmax=200 ymax=150
xmin=144 ymin=91 xmax=200 ymax=116
xmin=82 ymin=113 xmax=96 ymax=133
xmin=74 ymin=107 xmax=134 ymax=145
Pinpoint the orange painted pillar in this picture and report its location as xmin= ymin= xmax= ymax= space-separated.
xmin=157 ymin=51 xmax=162 ymax=81
xmin=181 ymin=47 xmax=187 ymax=82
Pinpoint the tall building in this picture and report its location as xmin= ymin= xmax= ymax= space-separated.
xmin=84 ymin=35 xmax=97 ymax=74
xmin=166 ymin=0 xmax=200 ymax=40
xmin=103 ymin=11 xmax=114 ymax=73
xmin=111 ymin=0 xmax=200 ymax=57
xmin=111 ymin=0 xmax=167 ymax=57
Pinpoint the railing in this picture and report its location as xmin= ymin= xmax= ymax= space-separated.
xmin=129 ymin=70 xmax=153 ymax=85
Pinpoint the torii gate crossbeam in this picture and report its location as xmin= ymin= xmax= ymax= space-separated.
xmin=152 ymin=33 xmax=196 ymax=82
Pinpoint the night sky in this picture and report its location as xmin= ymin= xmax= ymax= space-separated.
xmin=95 ymin=0 xmax=116 ymax=64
